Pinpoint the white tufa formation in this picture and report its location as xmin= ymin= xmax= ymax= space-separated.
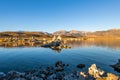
xmin=80 ymin=72 xmax=87 ymax=78
xmin=88 ymin=64 xmax=104 ymax=78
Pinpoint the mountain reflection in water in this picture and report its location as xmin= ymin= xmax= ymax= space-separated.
xmin=67 ymin=39 xmax=120 ymax=50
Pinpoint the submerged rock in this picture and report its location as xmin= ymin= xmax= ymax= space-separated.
xmin=55 ymin=61 xmax=65 ymax=72
xmin=6 ymin=71 xmax=25 ymax=80
xmin=0 ymin=72 xmax=6 ymax=78
xmin=46 ymin=66 xmax=54 ymax=71
xmin=110 ymin=59 xmax=120 ymax=72
xmin=0 ymin=61 xmax=119 ymax=80
xmin=77 ymin=64 xmax=85 ymax=69
xmin=47 ymin=73 xmax=56 ymax=79
xmin=55 ymin=61 xmax=63 ymax=67
xmin=55 ymin=66 xmax=64 ymax=72
xmin=64 ymin=73 xmax=77 ymax=80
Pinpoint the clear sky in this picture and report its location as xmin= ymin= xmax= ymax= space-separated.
xmin=0 ymin=0 xmax=120 ymax=32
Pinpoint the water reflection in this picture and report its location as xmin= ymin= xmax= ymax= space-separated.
xmin=67 ymin=39 xmax=120 ymax=50
xmin=51 ymin=48 xmax=62 ymax=53
xmin=0 ymin=41 xmax=64 ymax=52
xmin=0 ymin=39 xmax=120 ymax=73
xmin=0 ymin=39 xmax=120 ymax=50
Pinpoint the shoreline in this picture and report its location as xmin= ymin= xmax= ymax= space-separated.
xmin=0 ymin=61 xmax=119 ymax=80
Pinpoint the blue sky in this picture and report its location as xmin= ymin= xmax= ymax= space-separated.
xmin=0 ymin=0 xmax=120 ymax=32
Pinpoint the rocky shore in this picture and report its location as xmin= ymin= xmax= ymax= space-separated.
xmin=0 ymin=61 xmax=119 ymax=80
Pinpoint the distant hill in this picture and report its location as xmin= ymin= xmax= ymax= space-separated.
xmin=90 ymin=28 xmax=120 ymax=37
xmin=53 ymin=30 xmax=87 ymax=38
xmin=53 ymin=29 xmax=120 ymax=37
xmin=0 ymin=28 xmax=120 ymax=38
xmin=0 ymin=31 xmax=52 ymax=38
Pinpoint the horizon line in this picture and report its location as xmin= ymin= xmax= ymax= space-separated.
xmin=0 ymin=28 xmax=120 ymax=33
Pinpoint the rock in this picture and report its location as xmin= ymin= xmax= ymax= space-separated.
xmin=48 ymin=74 xmax=56 ymax=79
xmin=63 ymin=73 xmax=79 ymax=80
xmin=40 ymin=74 xmax=46 ymax=78
xmin=13 ymin=77 xmax=26 ymax=80
xmin=31 ymin=76 xmax=43 ymax=80
xmin=54 ymin=73 xmax=64 ymax=80
xmin=41 ymin=36 xmax=71 ymax=52
xmin=106 ymin=73 xmax=119 ymax=80
xmin=76 ymin=71 xmax=80 ymax=77
xmin=40 ymin=69 xmax=49 ymax=76
xmin=41 ymin=41 xmax=61 ymax=47
xmin=110 ymin=59 xmax=120 ymax=72
xmin=25 ymin=73 xmax=33 ymax=80
xmin=46 ymin=66 xmax=54 ymax=71
xmin=66 ymin=64 xmax=69 ymax=66
xmin=7 ymin=71 xmax=25 ymax=79
xmin=80 ymin=72 xmax=87 ymax=78
xmin=77 ymin=64 xmax=85 ymax=69
xmin=88 ymin=64 xmax=104 ymax=78
xmin=96 ymin=73 xmax=119 ymax=80
xmin=55 ymin=61 xmax=65 ymax=72
xmin=55 ymin=66 xmax=64 ymax=72
xmin=0 ymin=72 xmax=6 ymax=78
xmin=0 ymin=61 xmax=119 ymax=80
xmin=55 ymin=61 xmax=63 ymax=67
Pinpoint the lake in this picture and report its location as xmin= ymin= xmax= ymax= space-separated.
xmin=0 ymin=39 xmax=120 ymax=75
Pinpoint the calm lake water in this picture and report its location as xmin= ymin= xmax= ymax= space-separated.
xmin=0 ymin=39 xmax=120 ymax=74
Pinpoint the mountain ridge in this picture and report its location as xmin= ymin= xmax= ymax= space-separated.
xmin=0 ymin=28 xmax=120 ymax=37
